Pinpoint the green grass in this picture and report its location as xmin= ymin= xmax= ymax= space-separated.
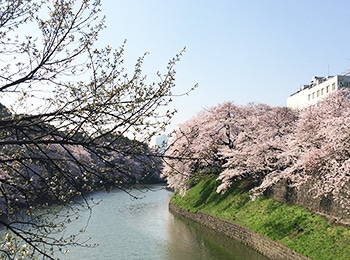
xmin=171 ymin=175 xmax=350 ymax=260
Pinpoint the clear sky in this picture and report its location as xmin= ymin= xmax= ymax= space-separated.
xmin=98 ymin=0 xmax=350 ymax=132
xmin=4 ymin=0 xmax=349 ymax=135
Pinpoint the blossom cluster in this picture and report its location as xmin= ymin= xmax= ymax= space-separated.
xmin=163 ymin=90 xmax=350 ymax=203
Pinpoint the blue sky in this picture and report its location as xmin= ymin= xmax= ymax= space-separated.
xmin=100 ymin=1 xmax=350 ymax=131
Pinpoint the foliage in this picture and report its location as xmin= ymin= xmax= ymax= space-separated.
xmin=284 ymin=91 xmax=350 ymax=203
xmin=172 ymin=175 xmax=350 ymax=260
xmin=0 ymin=0 xmax=192 ymax=258
xmin=216 ymin=103 xmax=298 ymax=196
xmin=164 ymin=90 xmax=350 ymax=210
xmin=163 ymin=102 xmax=238 ymax=193
xmin=163 ymin=101 xmax=298 ymax=195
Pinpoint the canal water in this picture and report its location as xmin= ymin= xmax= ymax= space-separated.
xmin=56 ymin=185 xmax=268 ymax=260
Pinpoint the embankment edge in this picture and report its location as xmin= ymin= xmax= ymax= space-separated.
xmin=169 ymin=202 xmax=310 ymax=260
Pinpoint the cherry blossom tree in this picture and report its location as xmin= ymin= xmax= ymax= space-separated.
xmin=164 ymin=101 xmax=299 ymax=195
xmin=163 ymin=102 xmax=233 ymax=193
xmin=165 ymin=89 xmax=350 ymax=206
xmin=276 ymin=90 xmax=350 ymax=204
xmin=166 ymin=88 xmax=350 ymax=215
xmin=0 ymin=0 xmax=189 ymax=258
xmin=216 ymin=104 xmax=298 ymax=196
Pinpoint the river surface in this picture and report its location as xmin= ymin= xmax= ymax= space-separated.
xmin=56 ymin=185 xmax=268 ymax=260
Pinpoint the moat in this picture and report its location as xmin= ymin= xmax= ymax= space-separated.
xmin=57 ymin=185 xmax=268 ymax=259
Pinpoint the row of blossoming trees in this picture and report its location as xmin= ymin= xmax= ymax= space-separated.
xmin=162 ymin=90 xmax=350 ymax=210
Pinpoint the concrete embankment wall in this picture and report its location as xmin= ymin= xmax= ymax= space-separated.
xmin=169 ymin=203 xmax=310 ymax=260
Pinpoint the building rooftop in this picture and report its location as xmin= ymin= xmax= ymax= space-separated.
xmin=287 ymin=74 xmax=350 ymax=109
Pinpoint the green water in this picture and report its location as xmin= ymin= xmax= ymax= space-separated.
xmin=52 ymin=185 xmax=268 ymax=259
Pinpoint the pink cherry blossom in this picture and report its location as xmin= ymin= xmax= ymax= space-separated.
xmin=164 ymin=89 xmax=350 ymax=208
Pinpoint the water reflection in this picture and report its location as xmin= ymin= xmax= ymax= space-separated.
xmin=166 ymin=209 xmax=268 ymax=260
xmin=13 ymin=185 xmax=268 ymax=259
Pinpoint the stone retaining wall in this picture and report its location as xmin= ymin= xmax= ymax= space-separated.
xmin=268 ymin=179 xmax=350 ymax=226
xmin=169 ymin=203 xmax=310 ymax=260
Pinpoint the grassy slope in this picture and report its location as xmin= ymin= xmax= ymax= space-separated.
xmin=171 ymin=175 xmax=350 ymax=260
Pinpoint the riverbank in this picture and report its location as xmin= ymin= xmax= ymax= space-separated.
xmin=170 ymin=175 xmax=350 ymax=260
xmin=169 ymin=203 xmax=308 ymax=260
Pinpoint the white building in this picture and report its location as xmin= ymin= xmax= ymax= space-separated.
xmin=150 ymin=134 xmax=168 ymax=153
xmin=286 ymin=75 xmax=350 ymax=109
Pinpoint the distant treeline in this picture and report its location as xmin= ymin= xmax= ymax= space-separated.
xmin=0 ymin=103 xmax=163 ymax=217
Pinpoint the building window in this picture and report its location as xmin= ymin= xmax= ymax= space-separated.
xmin=326 ymin=85 xmax=330 ymax=93
xmin=321 ymin=88 xmax=324 ymax=95
xmin=332 ymin=83 xmax=336 ymax=90
xmin=312 ymin=92 xmax=315 ymax=99
xmin=317 ymin=90 xmax=320 ymax=97
xmin=308 ymin=94 xmax=311 ymax=101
